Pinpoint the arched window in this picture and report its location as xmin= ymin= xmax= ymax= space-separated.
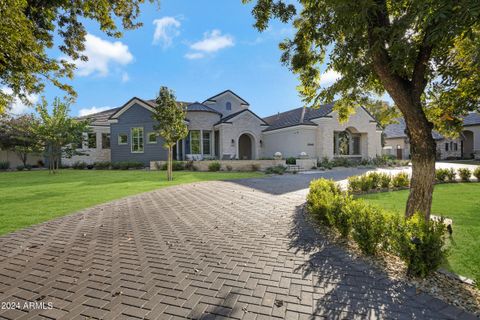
xmin=337 ymin=131 xmax=351 ymax=155
xmin=226 ymin=101 xmax=232 ymax=110
xmin=333 ymin=129 xmax=361 ymax=155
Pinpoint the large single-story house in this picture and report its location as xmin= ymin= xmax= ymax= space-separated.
xmin=383 ymin=113 xmax=480 ymax=160
xmin=63 ymin=90 xmax=383 ymax=166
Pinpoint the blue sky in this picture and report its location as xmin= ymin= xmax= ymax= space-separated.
xmin=10 ymin=0 xmax=342 ymax=118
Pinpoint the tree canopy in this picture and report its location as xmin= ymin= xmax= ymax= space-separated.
xmin=0 ymin=0 xmax=157 ymax=114
xmin=243 ymin=0 xmax=480 ymax=218
xmin=152 ymin=86 xmax=188 ymax=181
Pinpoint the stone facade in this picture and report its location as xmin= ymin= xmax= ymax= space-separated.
xmin=62 ymin=126 xmax=111 ymax=166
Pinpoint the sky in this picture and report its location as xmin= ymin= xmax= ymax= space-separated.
xmin=7 ymin=0 xmax=344 ymax=118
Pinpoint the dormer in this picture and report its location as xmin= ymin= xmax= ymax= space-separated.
xmin=203 ymin=90 xmax=249 ymax=117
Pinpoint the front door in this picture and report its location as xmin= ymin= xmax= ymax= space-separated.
xmin=238 ymin=134 xmax=252 ymax=160
xmin=396 ymin=148 xmax=403 ymax=160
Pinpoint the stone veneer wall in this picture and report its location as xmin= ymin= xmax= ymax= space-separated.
xmin=150 ymin=159 xmax=286 ymax=171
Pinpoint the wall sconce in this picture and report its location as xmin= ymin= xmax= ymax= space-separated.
xmin=231 ymin=139 xmax=235 ymax=146
xmin=259 ymin=140 xmax=263 ymax=147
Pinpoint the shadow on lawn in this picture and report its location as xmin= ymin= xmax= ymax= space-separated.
xmin=287 ymin=204 xmax=472 ymax=319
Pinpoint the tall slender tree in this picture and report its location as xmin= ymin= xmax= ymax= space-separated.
xmin=243 ymin=0 xmax=480 ymax=219
xmin=152 ymin=87 xmax=188 ymax=181
xmin=35 ymin=98 xmax=89 ymax=173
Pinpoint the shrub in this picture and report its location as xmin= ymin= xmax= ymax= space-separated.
xmin=435 ymin=168 xmax=449 ymax=182
xmin=350 ymin=200 xmax=387 ymax=255
xmin=160 ymin=161 xmax=185 ymax=171
xmin=226 ymin=165 xmax=233 ymax=171
xmin=334 ymin=195 xmax=355 ymax=237
xmin=359 ymin=174 xmax=374 ymax=192
xmin=208 ymin=161 xmax=221 ymax=172
xmin=306 ymin=179 xmax=343 ymax=226
xmin=368 ymin=172 xmax=382 ymax=190
xmin=473 ymin=167 xmax=480 ymax=181
xmin=286 ymin=157 xmax=296 ymax=165
xmin=332 ymin=157 xmax=353 ymax=167
xmin=87 ymin=164 xmax=94 ymax=170
xmin=395 ymin=212 xmax=448 ymax=278
xmin=184 ymin=160 xmax=195 ymax=171
xmin=457 ymin=168 xmax=471 ymax=182
xmin=16 ymin=165 xmax=25 ymax=171
xmin=347 ymin=175 xmax=362 ymax=193
xmin=72 ymin=161 xmax=87 ymax=170
xmin=0 ymin=161 xmax=10 ymax=170
xmin=379 ymin=173 xmax=391 ymax=189
xmin=94 ymin=161 xmax=111 ymax=170
xmin=318 ymin=157 xmax=333 ymax=169
xmin=446 ymin=168 xmax=456 ymax=182
xmin=391 ymin=172 xmax=409 ymax=188
xmin=111 ymin=161 xmax=144 ymax=170
xmin=265 ymin=165 xmax=286 ymax=175
xmin=251 ymin=164 xmax=260 ymax=171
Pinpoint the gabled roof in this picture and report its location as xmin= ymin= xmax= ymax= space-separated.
xmin=108 ymin=97 xmax=191 ymax=120
xmin=383 ymin=118 xmax=444 ymax=140
xmin=186 ymin=102 xmax=222 ymax=115
xmin=77 ymin=107 xmax=122 ymax=125
xmin=203 ymin=90 xmax=250 ymax=106
xmin=262 ymin=103 xmax=335 ymax=132
xmin=463 ymin=111 xmax=480 ymax=126
xmin=215 ymin=109 xmax=268 ymax=125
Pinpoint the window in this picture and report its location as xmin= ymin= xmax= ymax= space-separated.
xmin=118 ymin=134 xmax=128 ymax=145
xmin=87 ymin=133 xmax=96 ymax=149
xmin=147 ymin=132 xmax=157 ymax=144
xmin=203 ymin=131 xmax=211 ymax=155
xmin=102 ymin=133 xmax=110 ymax=149
xmin=226 ymin=101 xmax=232 ymax=110
xmin=334 ymin=130 xmax=360 ymax=155
xmin=131 ymin=127 xmax=144 ymax=153
xmin=453 ymin=143 xmax=458 ymax=151
xmin=445 ymin=143 xmax=449 ymax=151
xmin=190 ymin=130 xmax=200 ymax=154
xmin=353 ymin=136 xmax=361 ymax=155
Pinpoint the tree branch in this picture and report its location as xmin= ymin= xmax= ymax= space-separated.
xmin=411 ymin=30 xmax=433 ymax=100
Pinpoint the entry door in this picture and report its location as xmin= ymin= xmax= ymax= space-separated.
xmin=396 ymin=148 xmax=403 ymax=160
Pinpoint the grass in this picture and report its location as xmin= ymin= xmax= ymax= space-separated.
xmin=360 ymin=183 xmax=480 ymax=279
xmin=0 ymin=169 xmax=263 ymax=236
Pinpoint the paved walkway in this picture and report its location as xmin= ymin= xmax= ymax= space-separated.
xmin=0 ymin=170 xmax=475 ymax=319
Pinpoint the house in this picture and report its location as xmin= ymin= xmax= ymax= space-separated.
xmin=383 ymin=113 xmax=480 ymax=160
xmin=63 ymin=90 xmax=383 ymax=166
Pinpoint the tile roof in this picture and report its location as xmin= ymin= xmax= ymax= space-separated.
xmin=185 ymin=102 xmax=222 ymax=115
xmin=383 ymin=118 xmax=443 ymax=140
xmin=262 ymin=103 xmax=335 ymax=132
xmin=77 ymin=107 xmax=122 ymax=126
xmin=463 ymin=111 xmax=480 ymax=126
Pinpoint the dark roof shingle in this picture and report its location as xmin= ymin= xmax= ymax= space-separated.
xmin=384 ymin=118 xmax=443 ymax=140
xmin=262 ymin=103 xmax=334 ymax=132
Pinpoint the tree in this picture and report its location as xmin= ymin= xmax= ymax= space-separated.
xmin=0 ymin=0 xmax=158 ymax=114
xmin=0 ymin=114 xmax=42 ymax=167
xmin=35 ymin=97 xmax=89 ymax=173
xmin=152 ymin=87 xmax=188 ymax=181
xmin=243 ymin=0 xmax=480 ymax=219
xmin=364 ymin=101 xmax=400 ymax=128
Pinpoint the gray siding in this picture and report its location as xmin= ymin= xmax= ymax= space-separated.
xmin=111 ymin=103 xmax=167 ymax=165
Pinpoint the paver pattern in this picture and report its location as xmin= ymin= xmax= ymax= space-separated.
xmin=0 ymin=172 xmax=475 ymax=319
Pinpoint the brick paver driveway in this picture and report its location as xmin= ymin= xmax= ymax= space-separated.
xmin=0 ymin=170 xmax=474 ymax=319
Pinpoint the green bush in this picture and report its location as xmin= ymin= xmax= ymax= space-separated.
xmin=208 ymin=161 xmax=221 ymax=172
xmin=16 ymin=165 xmax=25 ymax=171
xmin=379 ymin=173 xmax=391 ymax=189
xmin=391 ymin=172 xmax=409 ymax=188
xmin=435 ymin=168 xmax=449 ymax=182
xmin=347 ymin=175 xmax=362 ymax=193
xmin=332 ymin=157 xmax=353 ymax=167
xmin=446 ymin=168 xmax=456 ymax=182
xmin=265 ymin=165 xmax=286 ymax=175
xmin=350 ymin=200 xmax=386 ymax=255
xmin=226 ymin=165 xmax=233 ymax=171
xmin=457 ymin=168 xmax=471 ymax=182
xmin=93 ymin=161 xmax=111 ymax=170
xmin=184 ymin=160 xmax=196 ymax=171
xmin=359 ymin=174 xmax=374 ymax=192
xmin=473 ymin=167 xmax=480 ymax=181
xmin=396 ymin=213 xmax=448 ymax=278
xmin=317 ymin=157 xmax=333 ymax=169
xmin=0 ymin=161 xmax=10 ymax=170
xmin=286 ymin=157 xmax=296 ymax=165
xmin=306 ymin=179 xmax=343 ymax=226
xmin=72 ymin=161 xmax=87 ymax=170
xmin=160 ymin=161 xmax=185 ymax=171
xmin=368 ymin=172 xmax=382 ymax=190
xmin=111 ymin=161 xmax=144 ymax=170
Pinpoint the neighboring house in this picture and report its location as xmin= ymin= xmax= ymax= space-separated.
xmin=63 ymin=90 xmax=383 ymax=166
xmin=383 ymin=113 xmax=480 ymax=160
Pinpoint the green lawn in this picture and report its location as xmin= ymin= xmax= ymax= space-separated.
xmin=360 ymin=183 xmax=480 ymax=279
xmin=0 ymin=169 xmax=262 ymax=236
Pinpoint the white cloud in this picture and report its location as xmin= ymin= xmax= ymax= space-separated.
xmin=121 ymin=72 xmax=130 ymax=83
xmin=320 ymin=69 xmax=341 ymax=86
xmin=78 ymin=106 xmax=110 ymax=117
xmin=184 ymin=52 xmax=205 ymax=60
xmin=190 ymin=30 xmax=234 ymax=53
xmin=65 ymin=34 xmax=133 ymax=77
xmin=1 ymin=87 xmax=39 ymax=115
xmin=153 ymin=17 xmax=181 ymax=47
